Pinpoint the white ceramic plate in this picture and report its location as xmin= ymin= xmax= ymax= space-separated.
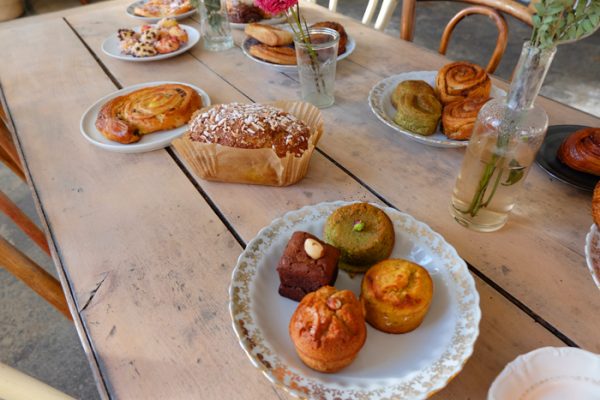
xmin=584 ymin=224 xmax=600 ymax=290
xmin=229 ymin=15 xmax=287 ymax=29
xmin=80 ymin=81 xmax=210 ymax=153
xmin=101 ymin=25 xmax=200 ymax=62
xmin=368 ymin=71 xmax=506 ymax=148
xmin=488 ymin=347 xmax=600 ymax=400
xmin=241 ymin=35 xmax=356 ymax=72
xmin=126 ymin=0 xmax=196 ymax=22
xmin=229 ymin=201 xmax=481 ymax=400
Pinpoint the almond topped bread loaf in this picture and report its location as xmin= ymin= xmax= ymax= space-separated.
xmin=188 ymin=103 xmax=311 ymax=157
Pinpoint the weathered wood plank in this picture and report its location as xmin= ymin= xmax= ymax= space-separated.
xmin=0 ymin=18 xmax=282 ymax=400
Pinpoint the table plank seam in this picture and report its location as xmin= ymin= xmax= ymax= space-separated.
xmin=0 ymin=82 xmax=113 ymax=400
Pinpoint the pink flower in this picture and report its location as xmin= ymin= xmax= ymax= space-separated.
xmin=254 ymin=0 xmax=297 ymax=16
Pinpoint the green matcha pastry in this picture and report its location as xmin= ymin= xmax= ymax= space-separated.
xmin=392 ymin=80 xmax=442 ymax=136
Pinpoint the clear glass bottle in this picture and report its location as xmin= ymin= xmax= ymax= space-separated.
xmin=450 ymin=42 xmax=557 ymax=232
xmin=197 ymin=0 xmax=234 ymax=51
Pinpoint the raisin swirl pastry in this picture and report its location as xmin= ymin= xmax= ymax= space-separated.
xmin=95 ymin=84 xmax=202 ymax=144
xmin=436 ymin=61 xmax=491 ymax=105
xmin=442 ymin=96 xmax=490 ymax=140
xmin=557 ymin=127 xmax=600 ymax=176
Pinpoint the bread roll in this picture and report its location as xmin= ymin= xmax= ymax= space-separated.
xmin=557 ymin=127 xmax=600 ymax=176
xmin=436 ymin=61 xmax=491 ymax=105
xmin=245 ymin=23 xmax=293 ymax=46
xmin=392 ymin=81 xmax=442 ymax=136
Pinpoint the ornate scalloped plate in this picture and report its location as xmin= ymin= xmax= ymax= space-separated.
xmin=241 ymin=35 xmax=356 ymax=73
xmin=488 ymin=347 xmax=600 ymax=400
xmin=126 ymin=0 xmax=197 ymax=23
xmin=368 ymin=71 xmax=506 ymax=148
xmin=229 ymin=201 xmax=481 ymax=399
xmin=101 ymin=25 xmax=200 ymax=62
xmin=584 ymin=224 xmax=600 ymax=290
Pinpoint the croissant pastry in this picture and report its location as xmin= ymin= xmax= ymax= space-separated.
xmin=557 ymin=128 xmax=600 ymax=176
xmin=442 ymin=96 xmax=490 ymax=140
xmin=244 ymin=23 xmax=293 ymax=46
xmin=393 ymin=81 xmax=442 ymax=136
xmin=436 ymin=61 xmax=491 ymax=105
xmin=249 ymin=43 xmax=297 ymax=65
xmin=95 ymin=84 xmax=202 ymax=144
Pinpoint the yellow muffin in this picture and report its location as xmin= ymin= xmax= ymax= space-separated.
xmin=289 ymin=286 xmax=367 ymax=373
xmin=360 ymin=259 xmax=433 ymax=333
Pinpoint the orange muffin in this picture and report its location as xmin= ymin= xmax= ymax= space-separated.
xmin=289 ymin=286 xmax=366 ymax=372
xmin=361 ymin=259 xmax=433 ymax=334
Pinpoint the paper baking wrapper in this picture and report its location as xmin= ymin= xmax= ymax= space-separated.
xmin=172 ymin=101 xmax=323 ymax=186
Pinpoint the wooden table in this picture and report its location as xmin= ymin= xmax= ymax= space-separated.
xmin=1 ymin=2 xmax=599 ymax=398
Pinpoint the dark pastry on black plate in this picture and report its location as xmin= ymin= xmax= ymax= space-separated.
xmin=276 ymin=231 xmax=340 ymax=301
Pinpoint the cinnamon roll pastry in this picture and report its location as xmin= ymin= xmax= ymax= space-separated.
xmin=593 ymin=182 xmax=600 ymax=227
xmin=442 ymin=96 xmax=490 ymax=140
xmin=436 ymin=61 xmax=491 ymax=105
xmin=249 ymin=43 xmax=297 ymax=65
xmin=393 ymin=81 xmax=442 ymax=136
xmin=557 ymin=128 xmax=600 ymax=176
xmin=310 ymin=21 xmax=347 ymax=55
xmin=95 ymin=84 xmax=202 ymax=144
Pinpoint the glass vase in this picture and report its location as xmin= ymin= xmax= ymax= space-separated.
xmin=294 ymin=28 xmax=339 ymax=109
xmin=450 ymin=42 xmax=556 ymax=232
xmin=197 ymin=0 xmax=233 ymax=51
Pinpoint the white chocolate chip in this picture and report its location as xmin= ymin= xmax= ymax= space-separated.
xmin=304 ymin=238 xmax=324 ymax=260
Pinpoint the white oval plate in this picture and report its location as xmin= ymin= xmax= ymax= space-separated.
xmin=368 ymin=71 xmax=506 ymax=148
xmin=584 ymin=224 xmax=600 ymax=290
xmin=241 ymin=35 xmax=355 ymax=73
xmin=126 ymin=0 xmax=197 ymax=22
xmin=80 ymin=81 xmax=210 ymax=153
xmin=488 ymin=347 xmax=600 ymax=400
xmin=101 ymin=25 xmax=200 ymax=62
xmin=229 ymin=201 xmax=481 ymax=400
xmin=229 ymin=15 xmax=287 ymax=30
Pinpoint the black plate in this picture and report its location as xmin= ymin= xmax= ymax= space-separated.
xmin=535 ymin=125 xmax=598 ymax=192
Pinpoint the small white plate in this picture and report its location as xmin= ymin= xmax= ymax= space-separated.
xmin=229 ymin=201 xmax=481 ymax=400
xmin=126 ymin=0 xmax=197 ymax=22
xmin=585 ymin=224 xmax=600 ymax=290
xmin=229 ymin=15 xmax=287 ymax=30
xmin=101 ymin=25 xmax=200 ymax=62
xmin=80 ymin=81 xmax=210 ymax=153
xmin=368 ymin=71 xmax=506 ymax=148
xmin=488 ymin=347 xmax=600 ymax=400
xmin=241 ymin=35 xmax=356 ymax=73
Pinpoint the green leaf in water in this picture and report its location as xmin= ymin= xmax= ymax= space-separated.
xmin=502 ymin=159 xmax=525 ymax=186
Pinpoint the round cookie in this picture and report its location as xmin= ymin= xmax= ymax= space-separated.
xmin=323 ymin=203 xmax=395 ymax=273
xmin=360 ymin=259 xmax=433 ymax=334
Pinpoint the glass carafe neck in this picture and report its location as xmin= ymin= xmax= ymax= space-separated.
xmin=506 ymin=42 xmax=556 ymax=111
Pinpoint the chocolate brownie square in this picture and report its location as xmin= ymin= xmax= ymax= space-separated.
xmin=276 ymin=231 xmax=340 ymax=301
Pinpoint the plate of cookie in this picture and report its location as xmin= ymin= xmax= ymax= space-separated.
xmin=229 ymin=201 xmax=481 ymax=400
xmin=241 ymin=22 xmax=355 ymax=72
xmin=102 ymin=19 xmax=200 ymax=62
xmin=368 ymin=63 xmax=506 ymax=148
xmin=126 ymin=0 xmax=196 ymax=22
xmin=80 ymin=81 xmax=210 ymax=153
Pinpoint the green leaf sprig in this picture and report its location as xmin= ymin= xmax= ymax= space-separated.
xmin=531 ymin=0 xmax=600 ymax=49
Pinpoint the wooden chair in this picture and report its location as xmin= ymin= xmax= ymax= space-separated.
xmin=399 ymin=0 xmax=533 ymax=73
xmin=0 ymin=362 xmax=76 ymax=400
xmin=0 ymin=105 xmax=71 ymax=320
xmin=302 ymin=0 xmax=397 ymax=31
